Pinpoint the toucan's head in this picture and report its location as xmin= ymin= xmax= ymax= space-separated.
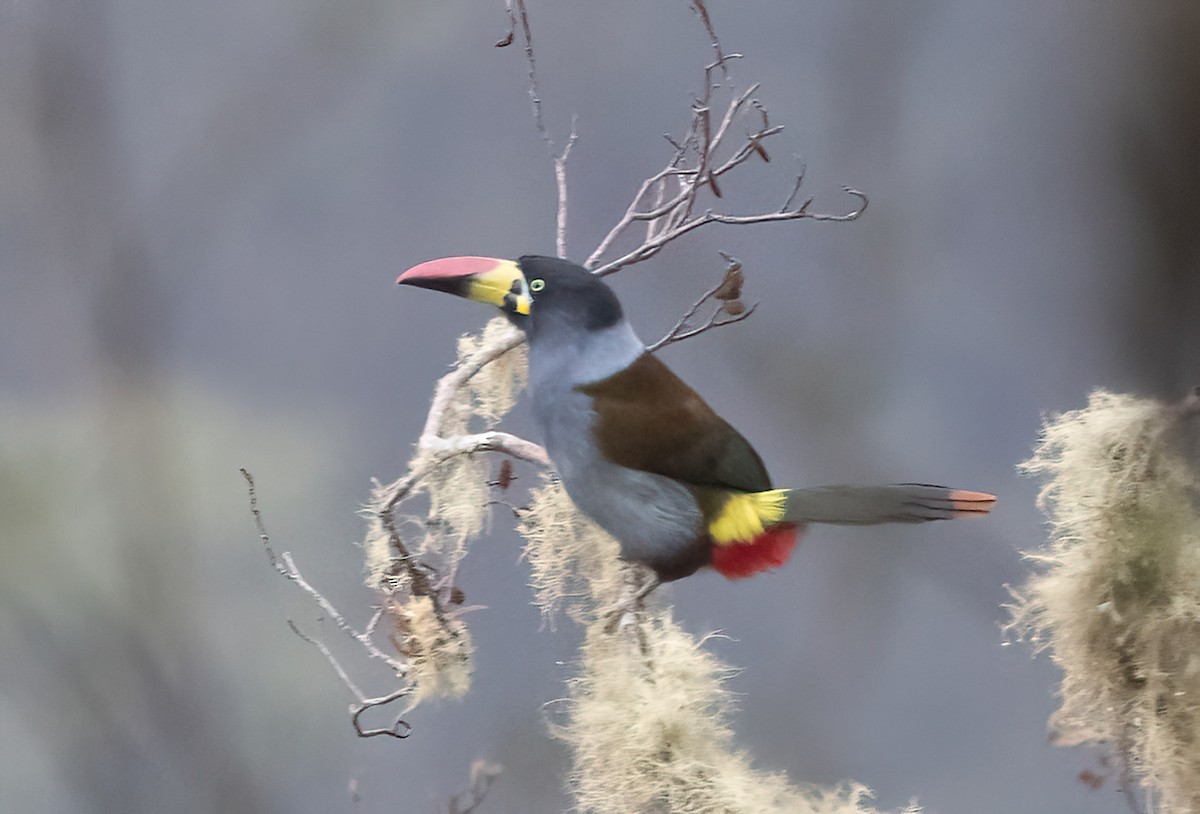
xmin=397 ymin=255 xmax=623 ymax=339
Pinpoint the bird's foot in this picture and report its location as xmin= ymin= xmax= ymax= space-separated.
xmin=600 ymin=569 xmax=660 ymax=633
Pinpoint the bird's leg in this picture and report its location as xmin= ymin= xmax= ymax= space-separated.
xmin=601 ymin=565 xmax=660 ymax=634
xmin=630 ymin=571 xmax=661 ymax=605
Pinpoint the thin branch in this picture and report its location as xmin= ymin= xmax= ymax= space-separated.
xmin=708 ymin=82 xmax=760 ymax=156
xmin=241 ymin=468 xmax=406 ymax=673
xmin=375 ymin=462 xmax=430 ymax=519
xmin=582 ymin=19 xmax=866 ymax=278
xmin=687 ymin=103 xmax=714 ymax=219
xmin=690 ymin=0 xmax=728 ymax=77
xmin=281 ymin=552 xmax=405 ymax=669
xmin=647 ymin=253 xmax=760 ymax=352
xmin=287 ymin=621 xmax=413 ymax=739
xmin=288 ymin=619 xmax=367 ymax=701
xmin=587 ymin=174 xmax=667 ymax=267
xmin=710 ymin=124 xmax=783 ymax=176
xmin=709 ymin=185 xmax=868 ymax=223
xmin=645 ymin=173 xmax=669 ymax=244
xmin=593 ymin=187 xmax=868 ymax=278
xmin=555 ymin=117 xmax=579 ymax=258
xmin=780 ymin=164 xmax=807 ymax=212
xmin=422 ymin=325 xmax=524 ymax=439
xmin=421 ymin=430 xmax=550 ymax=468
xmin=241 ymin=465 xmax=279 ymax=570
xmin=364 ymin=604 xmax=386 ymax=637
xmin=351 ymin=689 xmax=414 ymax=740
xmin=377 ymin=425 xmax=546 ymax=533
xmin=648 ymin=273 xmax=734 ymax=352
xmin=652 ymin=302 xmax=759 ymax=352
xmin=506 ymin=0 xmax=545 ymax=144
xmin=506 ymin=0 xmax=576 ymax=257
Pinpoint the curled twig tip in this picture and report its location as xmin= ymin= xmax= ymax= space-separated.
xmin=351 ymin=689 xmax=414 ymax=740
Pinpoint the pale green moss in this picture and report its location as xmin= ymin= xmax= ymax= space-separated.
xmin=400 ymin=595 xmax=473 ymax=703
xmin=1010 ymin=389 xmax=1200 ymax=813
xmin=520 ymin=476 xmax=915 ymax=813
xmin=362 ymin=318 xmax=527 ymax=699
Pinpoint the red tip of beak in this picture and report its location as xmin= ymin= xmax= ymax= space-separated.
xmin=396 ymin=256 xmax=507 ymax=285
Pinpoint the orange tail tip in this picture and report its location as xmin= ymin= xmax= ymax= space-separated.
xmin=711 ymin=524 xmax=803 ymax=580
xmin=948 ymin=490 xmax=997 ymax=516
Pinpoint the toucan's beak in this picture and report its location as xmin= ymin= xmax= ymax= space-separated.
xmin=397 ymin=256 xmax=532 ymax=316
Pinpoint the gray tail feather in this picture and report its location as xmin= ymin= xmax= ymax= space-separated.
xmin=782 ymin=483 xmax=996 ymax=525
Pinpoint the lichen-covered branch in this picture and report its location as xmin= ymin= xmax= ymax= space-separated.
xmin=1007 ymin=388 xmax=1200 ymax=813
xmin=520 ymin=475 xmax=911 ymax=814
xmin=241 ymin=468 xmax=414 ymax=736
xmin=246 ymin=5 xmax=894 ymax=812
xmin=243 ymin=317 xmax=543 ymax=733
xmin=420 ymin=321 xmax=525 ymax=441
xmin=357 ymin=317 xmax=536 ymax=708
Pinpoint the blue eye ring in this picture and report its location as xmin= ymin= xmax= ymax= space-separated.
xmin=530 ymin=279 xmax=546 ymax=292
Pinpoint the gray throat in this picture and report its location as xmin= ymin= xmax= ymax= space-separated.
xmin=525 ymin=317 xmax=646 ymax=485
xmin=527 ymin=318 xmax=646 ymax=393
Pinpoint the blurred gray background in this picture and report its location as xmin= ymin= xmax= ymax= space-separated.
xmin=3 ymin=1 xmax=1198 ymax=812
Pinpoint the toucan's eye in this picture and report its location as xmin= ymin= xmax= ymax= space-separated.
xmin=530 ymin=278 xmax=546 ymax=292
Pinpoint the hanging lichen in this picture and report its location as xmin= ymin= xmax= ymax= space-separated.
xmin=1008 ymin=389 xmax=1200 ymax=813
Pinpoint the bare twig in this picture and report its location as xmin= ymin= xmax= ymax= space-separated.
xmin=282 ymin=552 xmax=406 ymax=668
xmin=371 ymin=427 xmax=547 ymax=544
xmin=285 ymin=614 xmax=415 ymax=740
xmin=242 ymin=467 xmax=422 ymax=737
xmin=241 ymin=468 xmax=407 ymax=673
xmin=288 ymin=619 xmax=367 ymax=701
xmin=505 ymin=0 xmax=576 ymax=256
xmin=286 ymin=621 xmax=413 ymax=739
xmin=647 ymin=253 xmax=759 ymax=352
xmin=691 ymin=0 xmax=729 ymax=77
xmin=351 ymin=689 xmax=414 ymax=740
xmin=582 ymin=25 xmax=867 ymax=278
xmin=555 ymin=118 xmax=579 ymax=257
xmin=780 ymin=164 xmax=807 ymax=212
xmin=505 ymin=0 xmax=543 ymax=140
xmin=651 ymin=302 xmax=760 ymax=352
xmin=593 ymin=187 xmax=867 ymax=278
xmin=241 ymin=465 xmax=278 ymax=569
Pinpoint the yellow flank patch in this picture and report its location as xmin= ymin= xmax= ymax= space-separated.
xmin=708 ymin=489 xmax=790 ymax=546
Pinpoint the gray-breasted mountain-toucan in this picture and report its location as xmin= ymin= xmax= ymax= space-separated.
xmin=398 ymin=255 xmax=995 ymax=582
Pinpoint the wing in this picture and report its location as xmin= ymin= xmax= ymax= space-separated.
xmin=578 ymin=352 xmax=772 ymax=493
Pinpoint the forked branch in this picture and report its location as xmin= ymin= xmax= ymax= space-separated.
xmin=242 ymin=468 xmax=414 ymax=739
xmin=648 ymin=252 xmax=759 ymax=352
xmin=584 ymin=4 xmax=866 ymax=279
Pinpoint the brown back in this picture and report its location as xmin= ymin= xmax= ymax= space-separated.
xmin=578 ymin=353 xmax=772 ymax=493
